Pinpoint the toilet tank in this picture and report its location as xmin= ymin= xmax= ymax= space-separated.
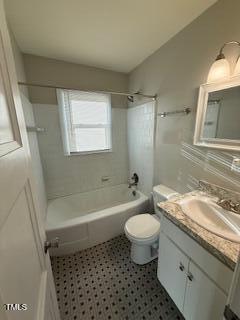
xmin=153 ymin=185 xmax=179 ymax=215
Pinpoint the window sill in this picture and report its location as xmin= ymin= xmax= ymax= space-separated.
xmin=66 ymin=149 xmax=113 ymax=156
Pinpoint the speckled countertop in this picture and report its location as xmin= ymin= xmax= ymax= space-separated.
xmin=158 ymin=190 xmax=240 ymax=271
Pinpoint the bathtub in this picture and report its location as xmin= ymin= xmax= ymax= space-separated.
xmin=46 ymin=184 xmax=149 ymax=255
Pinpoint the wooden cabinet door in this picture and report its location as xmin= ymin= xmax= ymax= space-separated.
xmin=183 ymin=261 xmax=227 ymax=320
xmin=158 ymin=232 xmax=189 ymax=312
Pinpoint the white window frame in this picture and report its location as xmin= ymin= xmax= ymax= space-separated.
xmin=57 ymin=89 xmax=112 ymax=155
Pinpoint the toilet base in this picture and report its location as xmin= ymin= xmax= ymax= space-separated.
xmin=130 ymin=242 xmax=158 ymax=265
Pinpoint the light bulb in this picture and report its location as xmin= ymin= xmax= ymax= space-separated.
xmin=234 ymin=56 xmax=240 ymax=75
xmin=207 ymin=57 xmax=230 ymax=83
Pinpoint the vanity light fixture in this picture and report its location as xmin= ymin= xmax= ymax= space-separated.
xmin=207 ymin=41 xmax=240 ymax=83
xmin=234 ymin=53 xmax=240 ymax=75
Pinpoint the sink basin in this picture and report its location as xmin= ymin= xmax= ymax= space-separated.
xmin=178 ymin=195 xmax=240 ymax=243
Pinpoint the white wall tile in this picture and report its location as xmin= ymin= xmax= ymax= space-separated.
xmin=33 ymin=104 xmax=129 ymax=199
xmin=127 ymin=102 xmax=155 ymax=196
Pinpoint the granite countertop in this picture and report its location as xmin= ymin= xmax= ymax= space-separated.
xmin=158 ymin=190 xmax=240 ymax=271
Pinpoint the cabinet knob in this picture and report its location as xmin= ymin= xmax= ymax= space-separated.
xmin=187 ymin=272 xmax=194 ymax=281
xmin=179 ymin=262 xmax=185 ymax=272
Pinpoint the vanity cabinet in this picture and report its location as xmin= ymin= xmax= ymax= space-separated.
xmin=158 ymin=216 xmax=233 ymax=320
xmin=183 ymin=261 xmax=227 ymax=320
xmin=158 ymin=232 xmax=189 ymax=311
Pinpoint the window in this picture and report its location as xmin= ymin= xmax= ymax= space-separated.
xmin=57 ymin=90 xmax=112 ymax=155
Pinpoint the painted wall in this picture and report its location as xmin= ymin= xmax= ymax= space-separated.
xmin=34 ymin=104 xmax=128 ymax=199
xmin=23 ymin=54 xmax=128 ymax=108
xmin=129 ymin=0 xmax=240 ymax=194
xmin=10 ymin=31 xmax=48 ymax=218
xmin=127 ymin=101 xmax=155 ymax=196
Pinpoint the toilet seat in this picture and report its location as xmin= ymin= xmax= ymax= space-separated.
xmin=124 ymin=214 xmax=160 ymax=244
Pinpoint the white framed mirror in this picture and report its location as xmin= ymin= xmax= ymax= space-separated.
xmin=194 ymin=76 xmax=240 ymax=151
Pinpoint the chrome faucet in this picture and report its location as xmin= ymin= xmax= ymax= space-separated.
xmin=217 ymin=198 xmax=240 ymax=215
xmin=128 ymin=173 xmax=139 ymax=188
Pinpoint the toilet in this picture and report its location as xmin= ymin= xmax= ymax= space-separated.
xmin=124 ymin=185 xmax=179 ymax=265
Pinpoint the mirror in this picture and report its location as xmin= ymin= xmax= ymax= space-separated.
xmin=194 ymin=77 xmax=240 ymax=151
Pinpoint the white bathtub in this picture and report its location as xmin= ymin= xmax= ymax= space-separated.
xmin=46 ymin=184 xmax=149 ymax=255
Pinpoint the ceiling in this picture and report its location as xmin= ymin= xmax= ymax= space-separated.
xmin=5 ymin=0 xmax=217 ymax=73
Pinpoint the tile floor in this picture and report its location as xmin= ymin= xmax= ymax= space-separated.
xmin=51 ymin=235 xmax=184 ymax=320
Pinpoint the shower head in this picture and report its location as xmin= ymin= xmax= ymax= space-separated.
xmin=127 ymin=95 xmax=134 ymax=103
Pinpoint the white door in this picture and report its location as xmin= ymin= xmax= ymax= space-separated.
xmin=158 ymin=232 xmax=189 ymax=312
xmin=0 ymin=1 xmax=60 ymax=320
xmin=183 ymin=261 xmax=227 ymax=320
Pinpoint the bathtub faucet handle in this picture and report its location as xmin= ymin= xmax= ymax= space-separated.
xmin=44 ymin=237 xmax=59 ymax=253
xmin=128 ymin=173 xmax=139 ymax=188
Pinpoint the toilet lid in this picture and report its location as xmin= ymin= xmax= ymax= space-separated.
xmin=125 ymin=214 xmax=160 ymax=239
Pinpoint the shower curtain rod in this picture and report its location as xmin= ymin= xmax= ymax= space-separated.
xmin=18 ymin=82 xmax=157 ymax=100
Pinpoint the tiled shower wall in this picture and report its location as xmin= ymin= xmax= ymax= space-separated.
xmin=127 ymin=102 xmax=155 ymax=196
xmin=33 ymin=104 xmax=128 ymax=199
